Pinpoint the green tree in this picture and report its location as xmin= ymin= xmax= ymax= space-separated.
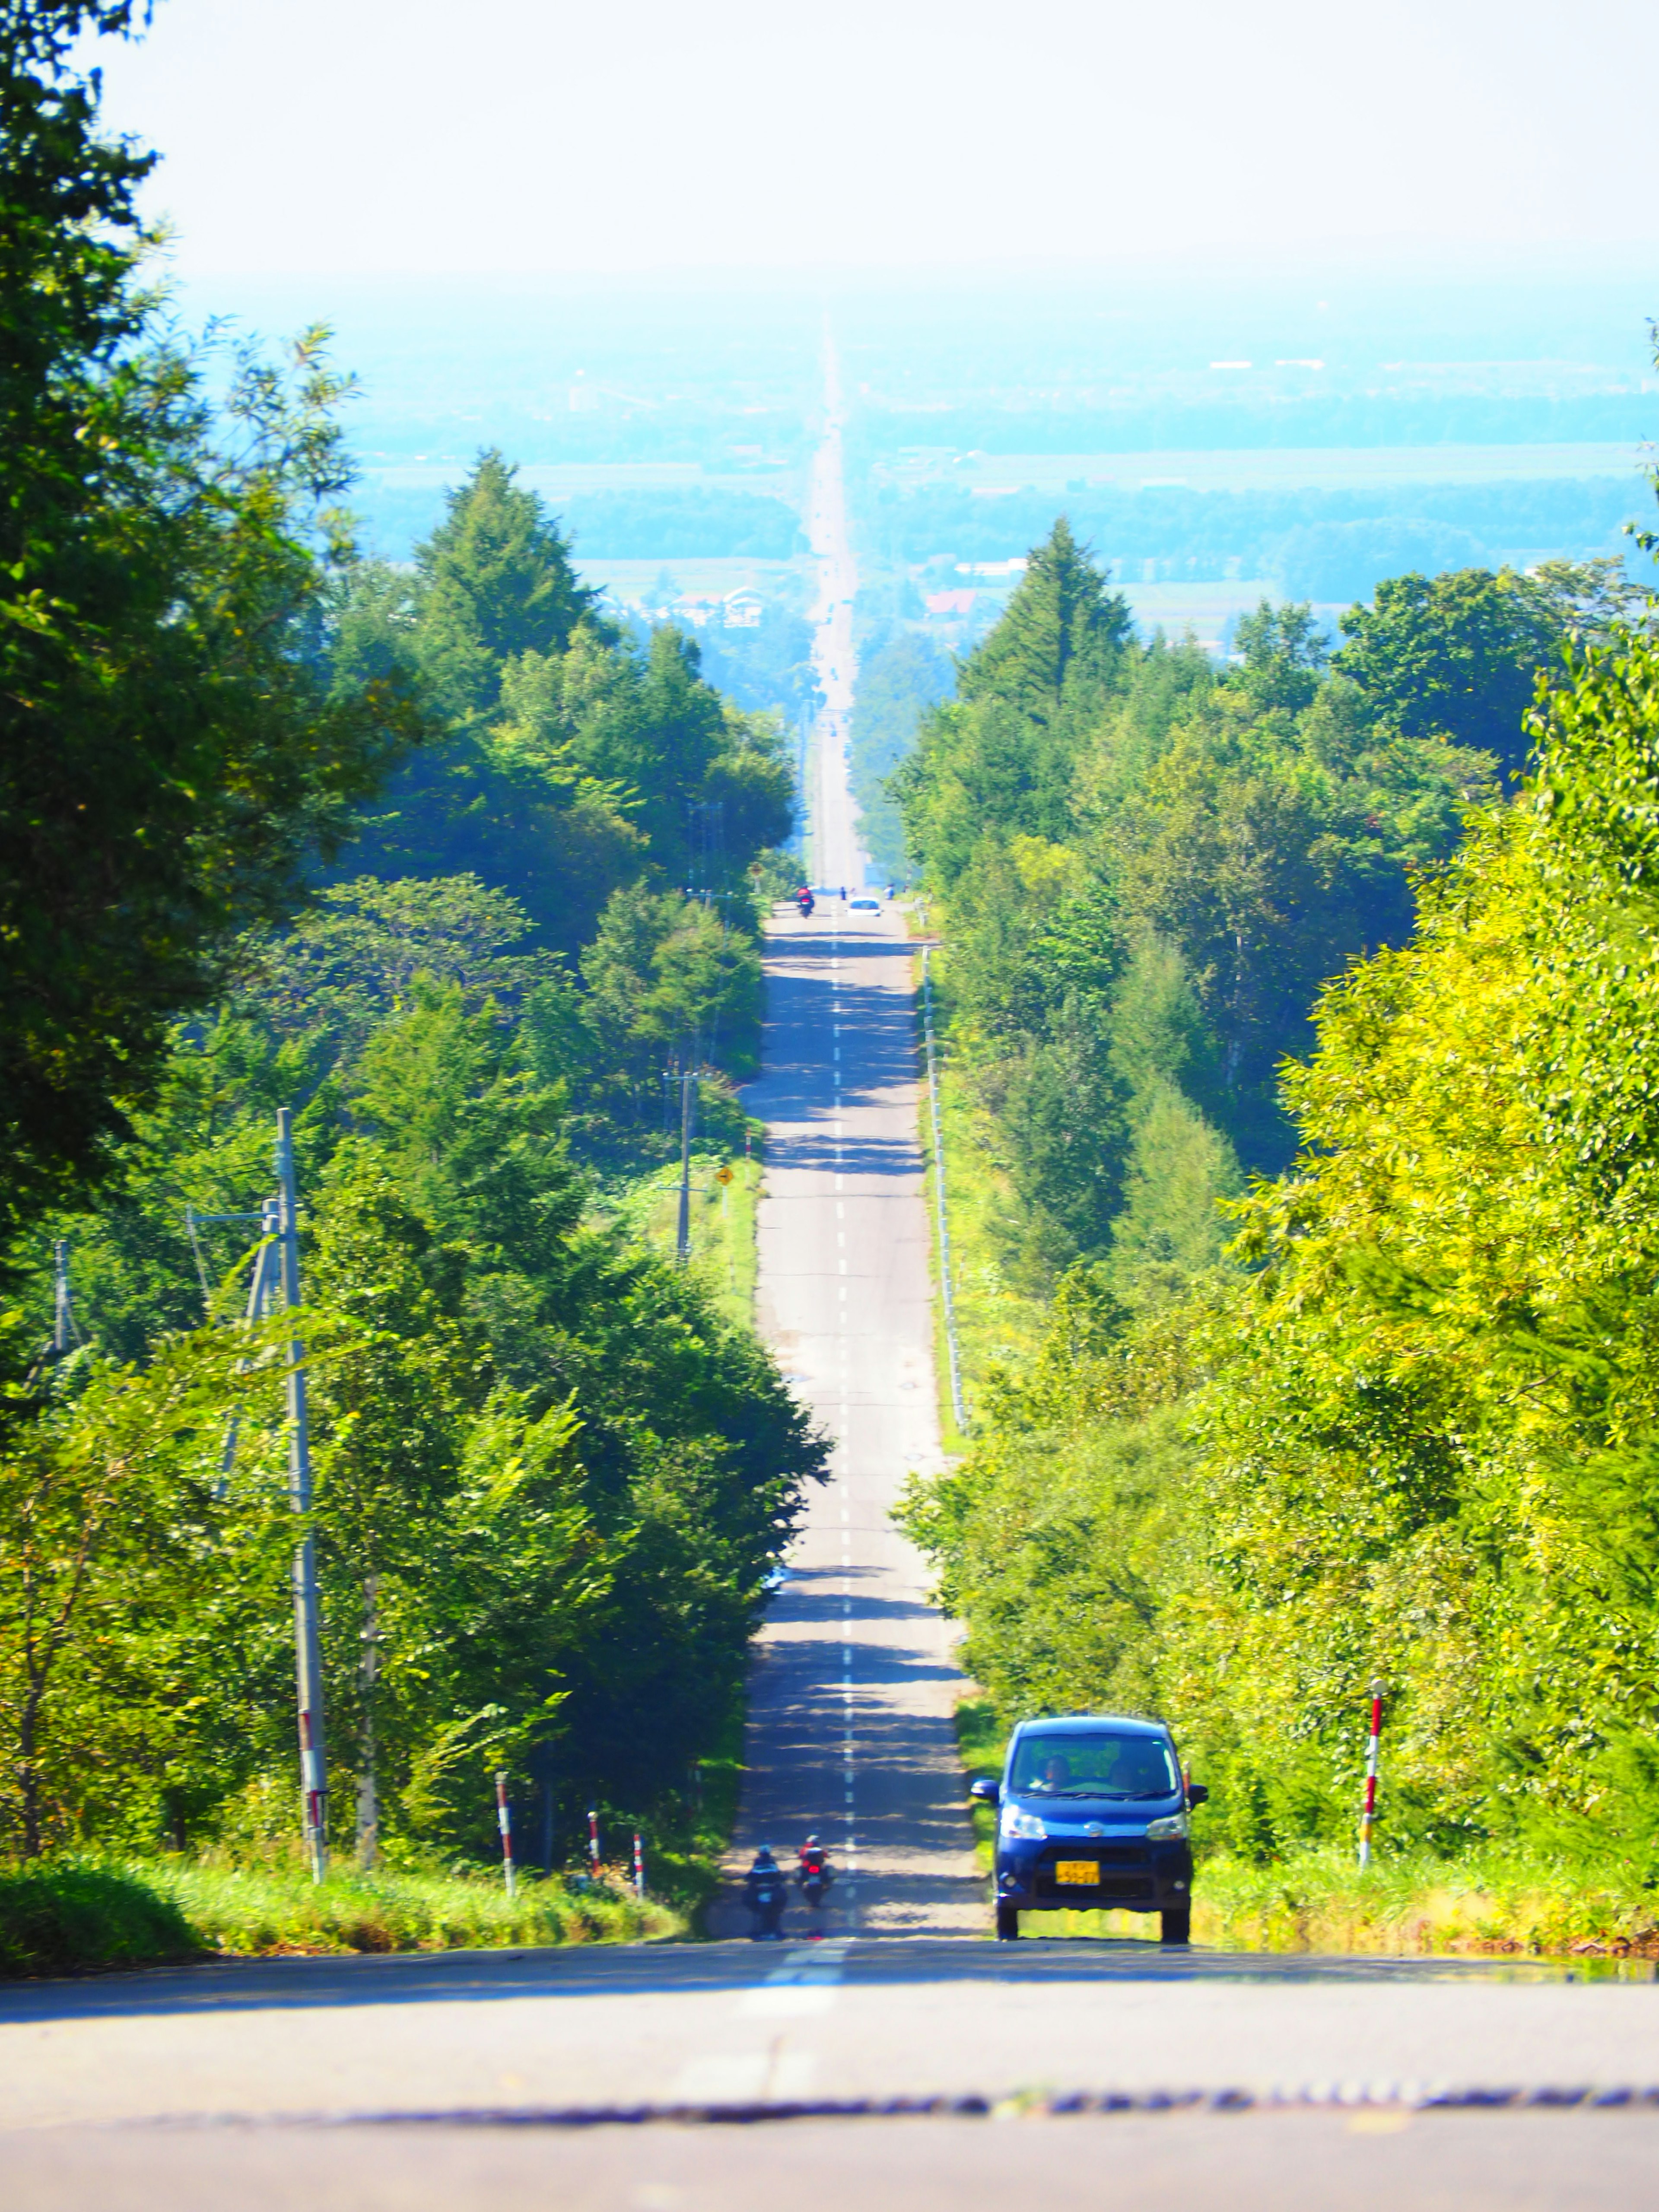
xmin=958 ymin=518 xmax=1135 ymax=721
xmin=0 ymin=3 xmax=417 ymax=1255
xmin=1332 ymin=566 xmax=1573 ymax=779
xmin=414 ymin=451 xmax=602 ymax=726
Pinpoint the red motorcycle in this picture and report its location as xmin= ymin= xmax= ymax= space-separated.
xmin=795 ymin=887 xmax=815 ymax=917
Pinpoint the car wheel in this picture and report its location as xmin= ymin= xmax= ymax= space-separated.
xmin=995 ymin=1904 xmax=1020 ymax=1941
xmin=1160 ymin=1907 xmax=1191 ymax=1945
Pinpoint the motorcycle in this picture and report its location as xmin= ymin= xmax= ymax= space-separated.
xmin=795 ymin=887 xmax=815 ymax=918
xmin=797 ymin=1855 xmax=835 ymax=1910
xmin=746 ymin=1868 xmax=788 ymax=1939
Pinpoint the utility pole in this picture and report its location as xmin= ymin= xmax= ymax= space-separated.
xmin=356 ymin=1574 xmax=380 ymax=1869
xmin=675 ymin=1062 xmax=695 ymax=1268
xmin=276 ymin=1109 xmax=328 ymax=1881
xmin=51 ymin=1240 xmax=71 ymax=1355
xmin=215 ymin=1196 xmax=280 ymax=1495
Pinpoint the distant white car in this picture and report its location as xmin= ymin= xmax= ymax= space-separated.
xmin=849 ymin=896 xmax=881 ymax=912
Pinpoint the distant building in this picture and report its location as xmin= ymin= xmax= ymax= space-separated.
xmin=722 ymin=590 xmax=763 ymax=628
xmin=925 ymin=589 xmax=977 ymax=617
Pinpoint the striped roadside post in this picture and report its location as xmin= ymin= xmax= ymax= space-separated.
xmin=588 ymin=1807 xmax=601 ymax=1876
xmin=632 ymin=1830 xmax=645 ymax=1901
xmin=495 ymin=1770 xmax=515 ymax=1896
xmin=1358 ymin=1681 xmax=1384 ymax=1869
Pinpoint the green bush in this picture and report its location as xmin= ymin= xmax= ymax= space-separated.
xmin=0 ymin=1861 xmax=198 ymax=1976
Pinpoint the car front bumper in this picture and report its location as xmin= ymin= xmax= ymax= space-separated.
xmin=994 ymin=1838 xmax=1193 ymax=1913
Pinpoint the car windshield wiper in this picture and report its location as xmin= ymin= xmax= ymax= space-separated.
xmin=1052 ymin=1788 xmax=1173 ymax=1800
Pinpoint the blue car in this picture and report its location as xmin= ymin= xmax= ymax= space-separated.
xmin=970 ymin=1713 xmax=1209 ymax=1944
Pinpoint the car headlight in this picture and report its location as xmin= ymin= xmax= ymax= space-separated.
xmin=1144 ymin=1812 xmax=1190 ymax=1841
xmin=999 ymin=1802 xmax=1046 ymax=1842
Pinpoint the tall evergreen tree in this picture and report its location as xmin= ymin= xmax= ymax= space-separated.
xmin=958 ymin=518 xmax=1134 ymax=721
xmin=415 ymin=451 xmax=602 ymax=725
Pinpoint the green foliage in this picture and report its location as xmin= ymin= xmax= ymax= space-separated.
xmin=898 ymin=524 xmax=1504 ymax=1297
xmin=848 ymin=627 xmax=951 ymax=880
xmin=0 ymin=1858 xmax=197 ymax=1975
xmin=340 ymin=459 xmax=795 ymax=961
xmin=0 ymin=1856 xmax=677 ymax=1971
xmin=0 ymin=12 xmax=420 ymax=1251
xmin=1330 ymin=558 xmax=1640 ymax=781
xmin=905 ymin=606 xmax=1659 ymax=1878
xmin=414 ymin=451 xmax=602 ymax=725
xmin=0 ymin=16 xmax=816 ymax=1891
xmin=1 ymin=932 xmax=823 ymax=1864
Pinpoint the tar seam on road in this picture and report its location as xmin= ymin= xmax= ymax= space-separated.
xmin=136 ymin=2082 xmax=1659 ymax=2133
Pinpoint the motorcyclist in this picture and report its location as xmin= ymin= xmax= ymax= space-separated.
xmin=796 ymin=1834 xmax=833 ymax=1903
xmin=744 ymin=1845 xmax=787 ymax=1939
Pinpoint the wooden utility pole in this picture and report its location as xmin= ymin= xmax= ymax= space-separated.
xmin=675 ymin=1064 xmax=695 ymax=1267
xmin=276 ymin=1109 xmax=328 ymax=1881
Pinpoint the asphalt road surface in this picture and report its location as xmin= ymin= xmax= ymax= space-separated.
xmin=804 ymin=328 xmax=861 ymax=893
xmin=5 ymin=350 xmax=1656 ymax=2209
xmin=712 ymin=897 xmax=979 ymax=1940
xmin=4 ymin=1941 xmax=1657 ymax=2207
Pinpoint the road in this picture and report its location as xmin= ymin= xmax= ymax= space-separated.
xmin=804 ymin=327 xmax=861 ymax=892
xmin=711 ymin=899 xmax=978 ymax=1938
xmin=4 ymin=1942 xmax=1658 ymax=2206
xmin=4 ymin=347 xmax=1656 ymax=2209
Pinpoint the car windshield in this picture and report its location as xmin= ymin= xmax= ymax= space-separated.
xmin=1009 ymin=1731 xmax=1179 ymax=1799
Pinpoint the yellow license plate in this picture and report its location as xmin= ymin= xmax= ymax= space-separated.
xmin=1053 ymin=1859 xmax=1100 ymax=1886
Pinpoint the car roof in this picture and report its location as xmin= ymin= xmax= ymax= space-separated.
xmin=1010 ymin=1713 xmax=1170 ymax=1740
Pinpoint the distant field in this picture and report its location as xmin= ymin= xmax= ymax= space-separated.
xmin=357 ymin=461 xmax=804 ymax=497
xmin=1118 ymin=580 xmax=1284 ymax=645
xmin=877 ymin=442 xmax=1648 ymax=493
xmin=579 ymin=556 xmax=815 ymax=605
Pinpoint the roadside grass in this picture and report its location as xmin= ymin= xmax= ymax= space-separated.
xmin=597 ymin=1141 xmax=762 ymax=1330
xmin=0 ymin=1858 xmax=682 ymax=1976
xmin=152 ymin=1861 xmax=680 ymax=1957
xmin=948 ymin=1697 xmax=1659 ymax=1959
xmin=912 ymin=950 xmax=1047 ymax=1452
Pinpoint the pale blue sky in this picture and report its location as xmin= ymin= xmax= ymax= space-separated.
xmin=86 ymin=0 xmax=1659 ymax=278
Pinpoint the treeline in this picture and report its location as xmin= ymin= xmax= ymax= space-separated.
xmin=845 ymin=388 xmax=1645 ymax=461
xmin=0 ymin=5 xmax=820 ymax=1870
xmin=896 ymin=512 xmax=1659 ymax=1868
xmin=858 ymin=479 xmax=1636 ymax=604
xmin=358 ymin=485 xmax=808 ymax=567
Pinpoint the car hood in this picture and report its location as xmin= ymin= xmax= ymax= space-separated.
xmin=1010 ymin=1790 xmax=1184 ymax=1828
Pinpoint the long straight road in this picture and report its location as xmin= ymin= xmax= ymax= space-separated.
xmin=721 ymin=901 xmax=979 ymax=1936
xmin=804 ymin=327 xmax=861 ymax=891
xmin=709 ymin=328 xmax=979 ymax=1938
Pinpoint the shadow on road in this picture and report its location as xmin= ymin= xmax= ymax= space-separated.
xmin=0 ymin=1934 xmax=1605 ymax=2030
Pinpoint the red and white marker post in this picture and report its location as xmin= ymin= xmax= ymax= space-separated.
xmin=588 ymin=1807 xmax=601 ymax=1876
xmin=495 ymin=1770 xmax=515 ymax=1897
xmin=632 ymin=1830 xmax=645 ymax=1901
xmin=1357 ymin=1681 xmax=1384 ymax=1869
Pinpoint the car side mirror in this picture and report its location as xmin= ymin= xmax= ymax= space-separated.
xmin=1187 ymin=1782 xmax=1209 ymax=1808
xmin=968 ymin=1777 xmax=1000 ymax=1805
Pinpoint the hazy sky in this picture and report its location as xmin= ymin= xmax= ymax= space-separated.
xmin=86 ymin=0 xmax=1659 ymax=278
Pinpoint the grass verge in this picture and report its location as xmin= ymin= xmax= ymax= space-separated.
xmin=599 ymin=1142 xmax=763 ymax=1330
xmin=912 ymin=951 xmax=1046 ymax=1450
xmin=949 ymin=1696 xmax=1659 ymax=1959
xmin=0 ymin=1858 xmax=682 ymax=1976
